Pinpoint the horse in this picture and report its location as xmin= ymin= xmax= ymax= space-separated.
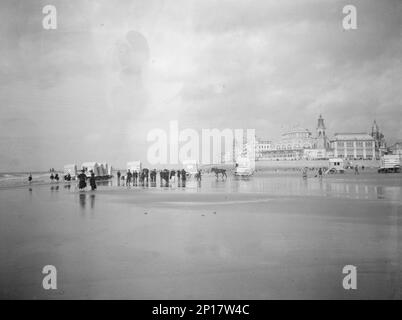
xmin=211 ymin=167 xmax=227 ymax=180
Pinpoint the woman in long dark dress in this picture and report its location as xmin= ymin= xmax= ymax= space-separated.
xmin=77 ymin=170 xmax=87 ymax=190
xmin=89 ymin=172 xmax=97 ymax=190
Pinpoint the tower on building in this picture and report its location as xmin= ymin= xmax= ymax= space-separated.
xmin=316 ymin=114 xmax=328 ymax=149
xmin=371 ymin=120 xmax=386 ymax=152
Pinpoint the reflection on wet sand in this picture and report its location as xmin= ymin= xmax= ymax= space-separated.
xmin=78 ymin=192 xmax=96 ymax=213
xmin=0 ymin=170 xmax=401 ymax=299
xmin=188 ymin=173 xmax=402 ymax=202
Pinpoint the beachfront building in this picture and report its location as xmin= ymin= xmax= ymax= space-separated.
xmin=389 ymin=142 xmax=402 ymax=156
xmin=256 ymin=115 xmax=331 ymax=160
xmin=330 ymin=133 xmax=376 ymax=160
xmin=255 ymin=139 xmax=273 ymax=159
xmin=256 ymin=127 xmax=316 ymax=160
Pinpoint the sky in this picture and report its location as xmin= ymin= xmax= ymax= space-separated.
xmin=0 ymin=0 xmax=401 ymax=171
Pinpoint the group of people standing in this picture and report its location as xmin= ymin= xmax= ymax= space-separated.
xmin=77 ymin=169 xmax=97 ymax=191
xmin=44 ymin=167 xmax=201 ymax=191
xmin=116 ymin=168 xmax=196 ymax=187
xmin=302 ymin=167 xmax=324 ymax=179
xmin=50 ymin=172 xmax=60 ymax=182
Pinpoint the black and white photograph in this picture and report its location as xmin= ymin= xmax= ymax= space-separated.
xmin=0 ymin=0 xmax=401 ymax=305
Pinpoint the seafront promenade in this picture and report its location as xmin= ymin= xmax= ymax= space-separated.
xmin=255 ymin=159 xmax=380 ymax=170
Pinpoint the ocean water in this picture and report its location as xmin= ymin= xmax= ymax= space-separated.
xmin=0 ymin=172 xmax=53 ymax=189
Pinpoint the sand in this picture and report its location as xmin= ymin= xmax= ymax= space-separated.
xmin=0 ymin=171 xmax=401 ymax=299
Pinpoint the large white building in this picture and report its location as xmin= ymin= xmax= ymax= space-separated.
xmin=330 ymin=133 xmax=376 ymax=160
xmin=256 ymin=115 xmax=330 ymax=160
xmin=253 ymin=115 xmax=386 ymax=161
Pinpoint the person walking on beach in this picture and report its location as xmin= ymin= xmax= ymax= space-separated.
xmin=89 ymin=171 xmax=97 ymax=190
xmin=50 ymin=173 xmax=54 ymax=182
xmin=170 ymin=170 xmax=176 ymax=183
xmin=126 ymin=169 xmax=132 ymax=186
xmin=164 ymin=169 xmax=170 ymax=186
xmin=149 ymin=169 xmax=155 ymax=183
xmin=134 ymin=170 xmax=138 ymax=185
xmin=318 ymin=168 xmax=322 ymax=178
xmin=54 ymin=173 xmax=59 ymax=182
xmin=77 ymin=169 xmax=87 ymax=190
xmin=302 ymin=167 xmax=308 ymax=179
xmin=195 ymin=169 xmax=202 ymax=182
xmin=354 ymin=165 xmax=359 ymax=175
xmin=28 ymin=173 xmax=32 ymax=183
xmin=117 ymin=170 xmax=121 ymax=186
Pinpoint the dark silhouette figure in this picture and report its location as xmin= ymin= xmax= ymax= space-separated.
xmin=354 ymin=165 xmax=359 ymax=175
xmin=126 ymin=169 xmax=132 ymax=186
xmin=117 ymin=170 xmax=121 ymax=186
xmin=133 ymin=171 xmax=138 ymax=185
xmin=77 ymin=170 xmax=87 ymax=190
xmin=89 ymin=172 xmax=97 ymax=190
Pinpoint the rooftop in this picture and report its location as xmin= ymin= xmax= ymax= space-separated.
xmin=332 ymin=133 xmax=374 ymax=141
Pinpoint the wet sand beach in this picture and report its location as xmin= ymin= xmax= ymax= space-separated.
xmin=0 ymin=171 xmax=401 ymax=299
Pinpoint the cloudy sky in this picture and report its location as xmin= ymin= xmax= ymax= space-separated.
xmin=0 ymin=0 xmax=401 ymax=171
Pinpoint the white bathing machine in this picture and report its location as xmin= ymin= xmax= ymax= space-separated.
xmin=325 ymin=158 xmax=345 ymax=174
xmin=234 ymin=157 xmax=254 ymax=176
